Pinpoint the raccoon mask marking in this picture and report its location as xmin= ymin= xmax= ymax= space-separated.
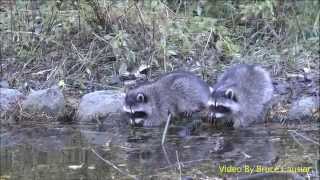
xmin=123 ymin=91 xmax=151 ymax=126
xmin=208 ymin=88 xmax=240 ymax=121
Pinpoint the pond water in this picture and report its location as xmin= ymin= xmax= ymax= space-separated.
xmin=0 ymin=119 xmax=319 ymax=180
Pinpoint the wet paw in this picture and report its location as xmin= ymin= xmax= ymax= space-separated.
xmin=225 ymin=120 xmax=234 ymax=127
xmin=206 ymin=114 xmax=217 ymax=126
xmin=183 ymin=111 xmax=193 ymax=119
xmin=185 ymin=119 xmax=202 ymax=135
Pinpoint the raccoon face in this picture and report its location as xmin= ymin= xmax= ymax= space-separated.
xmin=123 ymin=88 xmax=153 ymax=127
xmin=207 ymin=88 xmax=240 ymax=120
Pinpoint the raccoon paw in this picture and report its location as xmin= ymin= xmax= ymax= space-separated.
xmin=207 ymin=115 xmax=217 ymax=126
xmin=232 ymin=120 xmax=240 ymax=128
xmin=225 ymin=119 xmax=234 ymax=127
xmin=183 ymin=111 xmax=193 ymax=119
xmin=184 ymin=120 xmax=202 ymax=135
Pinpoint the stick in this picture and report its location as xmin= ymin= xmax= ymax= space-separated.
xmin=176 ymin=151 xmax=182 ymax=180
xmin=289 ymin=130 xmax=320 ymax=146
xmin=201 ymin=27 xmax=213 ymax=79
xmin=161 ymin=113 xmax=172 ymax=145
xmin=90 ymin=148 xmax=137 ymax=180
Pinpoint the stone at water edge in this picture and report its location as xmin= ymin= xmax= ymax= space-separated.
xmin=0 ymin=80 xmax=10 ymax=88
xmin=76 ymin=90 xmax=124 ymax=123
xmin=288 ymin=96 xmax=319 ymax=121
xmin=21 ymin=86 xmax=65 ymax=119
xmin=0 ymin=88 xmax=26 ymax=120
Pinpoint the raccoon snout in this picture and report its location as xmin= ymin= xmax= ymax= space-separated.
xmin=131 ymin=119 xmax=144 ymax=127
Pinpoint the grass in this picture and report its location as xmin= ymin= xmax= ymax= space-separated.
xmin=1 ymin=1 xmax=319 ymax=90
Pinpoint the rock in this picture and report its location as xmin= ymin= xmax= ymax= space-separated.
xmin=0 ymin=88 xmax=25 ymax=120
xmin=0 ymin=80 xmax=9 ymax=88
xmin=288 ymin=96 xmax=319 ymax=121
xmin=181 ymin=176 xmax=193 ymax=180
xmin=76 ymin=90 xmax=124 ymax=123
xmin=21 ymin=86 xmax=65 ymax=120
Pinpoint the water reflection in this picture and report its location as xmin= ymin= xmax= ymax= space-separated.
xmin=0 ymin=122 xmax=318 ymax=179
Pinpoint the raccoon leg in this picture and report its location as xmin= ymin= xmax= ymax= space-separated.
xmin=225 ymin=118 xmax=234 ymax=127
xmin=184 ymin=119 xmax=202 ymax=135
xmin=183 ymin=111 xmax=193 ymax=119
xmin=232 ymin=116 xmax=245 ymax=128
xmin=233 ymin=115 xmax=254 ymax=128
xmin=208 ymin=115 xmax=217 ymax=126
xmin=232 ymin=118 xmax=241 ymax=128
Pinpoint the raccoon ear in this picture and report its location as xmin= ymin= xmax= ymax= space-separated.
xmin=136 ymin=93 xmax=146 ymax=103
xmin=225 ymin=89 xmax=237 ymax=101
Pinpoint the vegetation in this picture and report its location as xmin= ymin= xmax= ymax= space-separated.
xmin=1 ymin=0 xmax=319 ymax=92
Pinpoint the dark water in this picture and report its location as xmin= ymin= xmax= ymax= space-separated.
xmin=0 ymin=120 xmax=319 ymax=180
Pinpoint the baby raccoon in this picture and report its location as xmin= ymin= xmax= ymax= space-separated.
xmin=123 ymin=71 xmax=211 ymax=127
xmin=208 ymin=64 xmax=274 ymax=128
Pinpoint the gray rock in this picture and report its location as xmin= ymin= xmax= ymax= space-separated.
xmin=76 ymin=90 xmax=124 ymax=123
xmin=0 ymin=80 xmax=9 ymax=88
xmin=21 ymin=86 xmax=65 ymax=119
xmin=288 ymin=96 xmax=319 ymax=121
xmin=0 ymin=88 xmax=25 ymax=118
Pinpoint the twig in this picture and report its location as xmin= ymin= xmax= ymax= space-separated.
xmin=161 ymin=145 xmax=173 ymax=165
xmin=201 ymin=27 xmax=213 ymax=58
xmin=78 ymin=0 xmax=81 ymax=33
xmin=161 ymin=113 xmax=172 ymax=145
xmin=289 ymin=130 xmax=320 ymax=146
xmin=289 ymin=131 xmax=305 ymax=148
xmin=10 ymin=0 xmax=14 ymax=42
xmin=90 ymin=148 xmax=137 ymax=180
xmin=134 ymin=3 xmax=146 ymax=43
xmin=200 ymin=27 xmax=213 ymax=80
xmin=159 ymin=1 xmax=177 ymax=18
xmin=241 ymin=151 xmax=252 ymax=159
xmin=176 ymin=151 xmax=182 ymax=180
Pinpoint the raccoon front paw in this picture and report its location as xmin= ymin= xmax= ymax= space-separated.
xmin=232 ymin=120 xmax=241 ymax=128
xmin=205 ymin=112 xmax=215 ymax=124
xmin=185 ymin=119 xmax=202 ymax=135
xmin=206 ymin=115 xmax=217 ymax=126
xmin=183 ymin=111 xmax=193 ymax=119
xmin=225 ymin=119 xmax=234 ymax=127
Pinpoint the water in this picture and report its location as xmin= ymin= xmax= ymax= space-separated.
xmin=0 ymin=121 xmax=319 ymax=180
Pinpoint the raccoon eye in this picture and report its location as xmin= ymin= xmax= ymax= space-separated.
xmin=225 ymin=89 xmax=237 ymax=102
xmin=136 ymin=93 xmax=146 ymax=103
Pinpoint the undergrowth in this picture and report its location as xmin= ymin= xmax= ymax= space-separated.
xmin=0 ymin=0 xmax=319 ymax=92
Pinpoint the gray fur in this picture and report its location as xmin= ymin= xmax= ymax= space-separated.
xmin=208 ymin=64 xmax=274 ymax=128
xmin=123 ymin=71 xmax=211 ymax=127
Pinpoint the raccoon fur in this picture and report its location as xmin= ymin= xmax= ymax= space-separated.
xmin=208 ymin=64 xmax=274 ymax=128
xmin=123 ymin=71 xmax=211 ymax=127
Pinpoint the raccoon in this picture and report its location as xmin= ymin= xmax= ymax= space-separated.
xmin=123 ymin=71 xmax=211 ymax=127
xmin=208 ymin=64 xmax=274 ymax=128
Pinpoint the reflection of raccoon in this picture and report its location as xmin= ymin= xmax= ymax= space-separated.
xmin=123 ymin=71 xmax=211 ymax=127
xmin=208 ymin=64 xmax=274 ymax=128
